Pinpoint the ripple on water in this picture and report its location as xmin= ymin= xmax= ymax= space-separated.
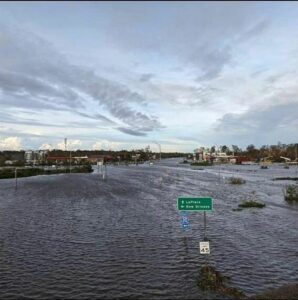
xmin=0 ymin=162 xmax=297 ymax=298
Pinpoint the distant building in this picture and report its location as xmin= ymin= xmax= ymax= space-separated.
xmin=194 ymin=148 xmax=251 ymax=164
xmin=9 ymin=151 xmax=25 ymax=162
xmin=25 ymin=151 xmax=35 ymax=163
xmin=72 ymin=156 xmax=88 ymax=164
xmin=25 ymin=150 xmax=49 ymax=165
xmin=87 ymin=154 xmax=114 ymax=163
xmin=47 ymin=156 xmax=69 ymax=164
xmin=230 ymin=156 xmax=251 ymax=164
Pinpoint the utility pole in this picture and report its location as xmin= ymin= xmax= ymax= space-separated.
xmin=69 ymin=149 xmax=72 ymax=173
xmin=203 ymin=211 xmax=207 ymax=241
xmin=214 ymin=143 xmax=221 ymax=182
xmin=15 ymin=167 xmax=18 ymax=190
xmin=64 ymin=138 xmax=67 ymax=173
xmin=295 ymin=144 xmax=298 ymax=174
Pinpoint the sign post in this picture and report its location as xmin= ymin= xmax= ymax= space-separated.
xmin=199 ymin=241 xmax=210 ymax=254
xmin=177 ymin=197 xmax=213 ymax=254
xmin=181 ymin=211 xmax=190 ymax=230
xmin=177 ymin=197 xmax=212 ymax=211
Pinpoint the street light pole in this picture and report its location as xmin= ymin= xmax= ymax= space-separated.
xmin=214 ymin=143 xmax=221 ymax=182
xmin=295 ymin=144 xmax=298 ymax=174
xmin=153 ymin=142 xmax=161 ymax=161
xmin=69 ymin=149 xmax=72 ymax=173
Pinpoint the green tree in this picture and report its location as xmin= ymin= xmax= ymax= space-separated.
xmin=231 ymin=145 xmax=241 ymax=154
xmin=221 ymin=145 xmax=229 ymax=153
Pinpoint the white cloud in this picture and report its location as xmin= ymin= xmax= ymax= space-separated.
xmin=1 ymin=3 xmax=298 ymax=151
xmin=0 ymin=136 xmax=22 ymax=150
xmin=39 ymin=143 xmax=52 ymax=150
xmin=56 ymin=139 xmax=82 ymax=150
xmin=92 ymin=140 xmax=123 ymax=151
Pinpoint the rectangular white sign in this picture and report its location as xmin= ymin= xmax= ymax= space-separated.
xmin=200 ymin=241 xmax=210 ymax=254
xmin=97 ymin=161 xmax=103 ymax=166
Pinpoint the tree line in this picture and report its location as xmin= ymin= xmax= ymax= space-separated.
xmin=205 ymin=142 xmax=298 ymax=162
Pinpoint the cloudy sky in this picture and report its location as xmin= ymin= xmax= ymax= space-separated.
xmin=0 ymin=1 xmax=298 ymax=152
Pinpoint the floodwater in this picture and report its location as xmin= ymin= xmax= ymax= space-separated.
xmin=0 ymin=158 xmax=297 ymax=299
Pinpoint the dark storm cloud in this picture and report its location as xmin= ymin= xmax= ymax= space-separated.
xmin=139 ymin=73 xmax=155 ymax=82
xmin=0 ymin=70 xmax=84 ymax=108
xmin=74 ymin=112 xmax=116 ymax=125
xmin=215 ymin=100 xmax=298 ymax=145
xmin=236 ymin=19 xmax=270 ymax=42
xmin=117 ymin=127 xmax=147 ymax=137
xmin=0 ymin=22 xmax=162 ymax=134
xmin=194 ymin=46 xmax=232 ymax=82
xmin=0 ymin=111 xmax=105 ymax=129
xmin=103 ymin=2 xmax=270 ymax=81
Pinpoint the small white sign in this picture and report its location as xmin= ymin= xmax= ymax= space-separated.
xmin=200 ymin=241 xmax=210 ymax=254
xmin=97 ymin=161 xmax=103 ymax=166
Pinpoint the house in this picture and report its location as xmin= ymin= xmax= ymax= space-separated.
xmin=25 ymin=150 xmax=49 ymax=165
xmin=232 ymin=156 xmax=252 ymax=164
xmin=87 ymin=154 xmax=114 ymax=164
xmin=47 ymin=156 xmax=70 ymax=165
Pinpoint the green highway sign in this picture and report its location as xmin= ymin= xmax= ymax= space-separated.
xmin=177 ymin=197 xmax=213 ymax=211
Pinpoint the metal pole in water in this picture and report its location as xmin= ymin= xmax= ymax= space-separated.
xmin=203 ymin=211 xmax=207 ymax=241
xmin=69 ymin=150 xmax=72 ymax=173
xmin=203 ymin=211 xmax=208 ymax=266
xmin=102 ymin=164 xmax=107 ymax=180
xmin=15 ymin=168 xmax=18 ymax=190
xmin=295 ymin=144 xmax=298 ymax=174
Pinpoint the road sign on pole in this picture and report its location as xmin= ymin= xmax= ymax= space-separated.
xmin=181 ymin=212 xmax=190 ymax=230
xmin=200 ymin=241 xmax=210 ymax=254
xmin=177 ymin=197 xmax=213 ymax=254
xmin=177 ymin=197 xmax=213 ymax=211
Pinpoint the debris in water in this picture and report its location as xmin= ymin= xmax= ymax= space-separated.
xmin=197 ymin=265 xmax=245 ymax=298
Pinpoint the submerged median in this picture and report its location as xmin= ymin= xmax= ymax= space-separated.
xmin=0 ymin=165 xmax=93 ymax=179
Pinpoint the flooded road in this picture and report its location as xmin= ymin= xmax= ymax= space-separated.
xmin=0 ymin=158 xmax=297 ymax=299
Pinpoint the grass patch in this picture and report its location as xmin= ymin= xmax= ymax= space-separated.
xmin=229 ymin=177 xmax=246 ymax=184
xmin=197 ymin=265 xmax=245 ymax=298
xmin=191 ymin=161 xmax=212 ymax=166
xmin=273 ymin=177 xmax=298 ymax=181
xmin=0 ymin=165 xmax=93 ymax=179
xmin=238 ymin=200 xmax=265 ymax=208
xmin=284 ymin=184 xmax=298 ymax=202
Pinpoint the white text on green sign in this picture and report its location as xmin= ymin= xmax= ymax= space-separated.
xmin=177 ymin=197 xmax=213 ymax=211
